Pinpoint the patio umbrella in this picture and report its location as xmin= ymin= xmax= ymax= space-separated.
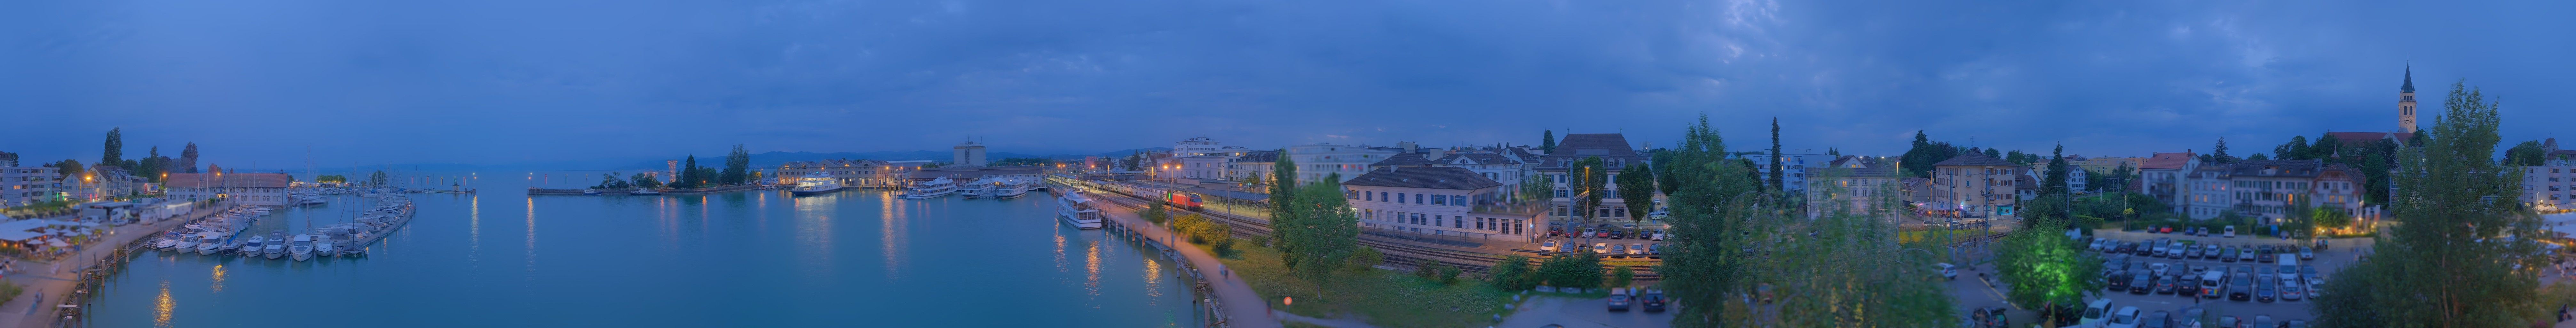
xmin=45 ymin=240 xmax=67 ymax=247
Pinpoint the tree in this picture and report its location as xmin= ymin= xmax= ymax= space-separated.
xmin=1768 ymin=118 xmax=1784 ymax=192
xmin=1617 ymin=162 xmax=1655 ymax=221
xmin=1656 ymin=114 xmax=1765 ymax=326
xmin=2309 ymin=134 xmax=2344 ymax=160
xmin=1280 ymin=174 xmax=1361 ymax=297
xmin=1994 ymin=210 xmax=2102 ymax=322
xmin=1519 ymin=172 xmax=1554 ymax=203
xmin=628 ymin=172 xmax=662 ymax=189
xmin=47 ymin=160 xmax=84 ymax=179
xmin=722 ymin=144 xmax=752 ymax=185
xmin=1572 ymin=157 xmax=1609 ymax=221
xmin=137 ymin=146 xmax=162 ymax=183
xmin=1711 ymin=170 xmax=1956 ymax=326
xmin=2245 ymin=153 xmax=2269 ymax=160
xmin=1123 ymin=152 xmax=1143 ymax=172
xmin=1609 ymin=266 xmax=1635 ymax=289
xmin=2208 ymin=137 xmax=2232 ymax=163
xmin=669 ymin=155 xmax=701 ymax=188
xmin=1541 ymin=129 xmax=1557 ymax=154
xmin=101 ymin=127 xmax=122 ymax=166
xmin=1144 ymin=201 xmax=1169 ymax=225
xmin=591 ymin=172 xmax=631 ymax=189
xmin=2316 ymin=81 xmax=2547 ymax=327
xmin=1653 ymin=148 xmax=1681 ymax=196
xmin=1537 ymin=251 xmax=1603 ymax=290
xmin=2275 ymin=135 xmax=2311 ymax=160
xmin=179 ymin=142 xmax=198 ymax=173
xmin=2042 ymin=144 xmax=2069 ymax=195
xmin=2504 ymin=140 xmax=2548 ymax=166
xmin=1268 ymin=152 xmax=1301 ymax=249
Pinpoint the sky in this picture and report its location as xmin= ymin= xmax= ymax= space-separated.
xmin=4 ymin=0 xmax=2572 ymax=169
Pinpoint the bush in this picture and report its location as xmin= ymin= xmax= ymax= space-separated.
xmin=1536 ymin=253 xmax=1603 ymax=290
xmin=1609 ymin=266 xmax=1634 ymax=288
xmin=1487 ymin=255 xmax=1536 ymax=290
xmin=1415 ymin=258 xmax=1441 ymax=279
xmin=1438 ymin=265 xmax=1462 ymax=284
xmin=1349 ymin=247 xmax=1383 ymax=272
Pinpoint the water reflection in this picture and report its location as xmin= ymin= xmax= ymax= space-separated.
xmin=209 ymin=264 xmax=225 ymax=293
xmin=881 ymin=192 xmax=903 ymax=279
xmin=470 ymin=195 xmax=481 ymax=259
xmin=795 ymin=193 xmax=835 ymax=282
xmin=1087 ymin=240 xmax=1103 ymax=296
xmin=154 ymin=281 xmax=173 ymax=327
xmin=525 ymin=197 xmax=537 ymax=277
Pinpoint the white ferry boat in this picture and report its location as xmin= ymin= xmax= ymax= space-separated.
xmin=788 ymin=171 xmax=845 ymax=196
xmin=958 ymin=178 xmax=994 ymax=198
xmin=901 ymin=177 xmax=957 ymax=200
xmin=1056 ymin=191 xmax=1104 ymax=229
xmin=993 ymin=177 xmax=1032 ymax=199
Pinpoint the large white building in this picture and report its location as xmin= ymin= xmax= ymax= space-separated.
xmin=952 ymin=141 xmax=988 ymax=167
xmin=164 ymin=172 xmax=292 ymax=206
xmin=1344 ymin=165 xmax=1541 ymax=242
xmin=1284 ymin=143 xmax=1398 ymax=184
xmin=0 ymin=160 xmax=59 ymax=208
xmin=2519 ymin=139 xmax=2576 ymax=213
xmin=1741 ymin=149 xmax=1834 ymax=196
xmin=775 ymin=159 xmax=929 ymax=189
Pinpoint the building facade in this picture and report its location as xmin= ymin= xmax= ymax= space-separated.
xmin=2136 ymin=152 xmax=2200 ymax=212
xmin=1343 ymin=166 xmax=1540 ymax=242
xmin=0 ymin=165 xmax=59 ymax=208
xmin=774 ymin=159 xmax=929 ymax=189
xmin=164 ymin=172 xmax=292 ymax=206
xmin=1742 ymin=149 xmax=1834 ymax=196
xmin=1536 ymin=133 xmax=1646 ymax=220
xmin=952 ymin=141 xmax=988 ymax=167
xmin=1284 ymin=143 xmax=1399 ymax=183
xmin=1929 ymin=152 xmax=2030 ymax=218
xmin=2520 ymin=139 xmax=2576 ymax=212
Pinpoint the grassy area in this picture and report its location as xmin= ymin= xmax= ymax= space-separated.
xmin=0 ymin=281 xmax=21 ymax=305
xmin=1213 ymin=241 xmax=1518 ymax=328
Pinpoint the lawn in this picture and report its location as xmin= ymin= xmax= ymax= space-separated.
xmin=1209 ymin=241 xmax=1519 ymax=328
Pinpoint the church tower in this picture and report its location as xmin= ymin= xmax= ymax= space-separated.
xmin=2399 ymin=65 xmax=2418 ymax=134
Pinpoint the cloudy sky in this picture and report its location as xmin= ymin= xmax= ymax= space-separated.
xmin=4 ymin=0 xmax=2571 ymax=169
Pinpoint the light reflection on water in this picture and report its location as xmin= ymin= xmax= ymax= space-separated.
xmin=89 ymin=180 xmax=1205 ymax=327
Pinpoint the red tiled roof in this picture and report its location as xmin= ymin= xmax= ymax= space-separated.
xmin=161 ymin=173 xmax=291 ymax=188
xmin=2322 ymin=132 xmax=2415 ymax=144
xmin=2138 ymin=152 xmax=2196 ymax=170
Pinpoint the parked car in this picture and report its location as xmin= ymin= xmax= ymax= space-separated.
xmin=2148 ymin=262 xmax=2171 ymax=277
xmin=1647 ymin=244 xmax=1662 ymax=255
xmin=2299 ymin=246 xmax=2316 ymax=260
xmin=2252 ymin=315 xmax=2274 ymax=328
xmin=2237 ymin=247 xmax=2258 ymax=262
xmin=1626 ymin=243 xmax=1644 ymax=255
xmin=2106 ymin=271 xmax=2131 ymax=291
xmin=1651 ymin=230 xmax=1667 ymax=241
xmin=1539 ymin=239 xmax=1559 ymax=251
xmin=1596 ymin=230 xmax=1610 ymax=238
xmin=2141 ymin=310 xmax=2171 ymax=328
xmin=1609 ymin=244 xmax=1628 ymax=255
xmin=2104 ymin=306 xmax=2142 ymax=328
xmin=2224 ymin=225 xmax=2237 ymax=238
xmin=2217 ymin=315 xmax=2239 ymax=328
xmin=1640 ymin=289 xmax=1667 ymax=312
xmin=2173 ymin=275 xmax=2197 ymax=296
xmin=2256 ymin=276 xmax=2278 ymax=302
xmin=2129 ymin=274 xmax=2153 ymax=294
xmin=2228 ymin=273 xmax=2254 ymax=301
xmin=2221 ymin=246 xmax=2240 ymax=262
xmin=1937 ymin=263 xmax=1959 ymax=280
xmin=2281 ymin=280 xmax=2305 ymax=301
xmin=2078 ymin=299 xmax=2114 ymax=327
xmin=2284 ymin=319 xmax=2309 ymax=328
xmin=2153 ymin=276 xmax=2176 ymax=294
xmin=2258 ymin=246 xmax=2277 ymax=263
xmin=1607 ymin=288 xmax=1632 ymax=311
xmin=2199 ymin=271 xmax=2226 ymax=299
xmin=1592 ymin=242 xmax=1610 ymax=254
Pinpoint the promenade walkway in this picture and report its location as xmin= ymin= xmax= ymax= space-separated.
xmin=0 ymin=204 xmax=219 ymax=328
xmin=1096 ymin=202 xmax=1283 ymax=328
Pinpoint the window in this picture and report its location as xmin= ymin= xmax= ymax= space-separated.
xmin=1433 ymin=195 xmax=1446 ymax=205
xmin=1397 ymin=193 xmax=1405 ymax=203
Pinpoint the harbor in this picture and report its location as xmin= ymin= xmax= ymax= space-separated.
xmin=78 ymin=175 xmax=1215 ymax=327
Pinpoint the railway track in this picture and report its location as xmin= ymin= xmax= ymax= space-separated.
xmin=1077 ymin=183 xmax=1665 ymax=280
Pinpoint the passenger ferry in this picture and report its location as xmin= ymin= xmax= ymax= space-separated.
xmin=1056 ymin=191 xmax=1104 ymax=229
xmin=958 ymin=178 xmax=995 ymax=198
xmin=902 ymin=177 xmax=957 ymax=200
xmin=993 ymin=178 xmax=1032 ymax=199
xmin=788 ymin=171 xmax=845 ymax=196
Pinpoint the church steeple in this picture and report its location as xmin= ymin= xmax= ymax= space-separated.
xmin=2398 ymin=64 xmax=2418 ymax=134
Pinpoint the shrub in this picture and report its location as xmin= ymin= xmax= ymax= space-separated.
xmin=1439 ymin=264 xmax=1463 ymax=285
xmin=1348 ymin=247 xmax=1383 ymax=272
xmin=1487 ymin=255 xmax=1536 ymax=290
xmin=1414 ymin=258 xmax=1441 ymax=279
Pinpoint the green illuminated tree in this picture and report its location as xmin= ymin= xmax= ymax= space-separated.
xmin=2315 ymin=81 xmax=2548 ymax=327
xmin=1994 ymin=212 xmax=2101 ymax=323
xmin=1616 ymin=161 xmax=1655 ymax=221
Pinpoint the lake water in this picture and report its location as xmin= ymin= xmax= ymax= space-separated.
xmin=85 ymin=176 xmax=1208 ymax=327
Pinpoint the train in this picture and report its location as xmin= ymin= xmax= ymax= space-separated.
xmin=1095 ymin=181 xmax=1204 ymax=211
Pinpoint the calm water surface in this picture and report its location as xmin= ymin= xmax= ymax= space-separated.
xmin=88 ymin=176 xmax=1205 ymax=327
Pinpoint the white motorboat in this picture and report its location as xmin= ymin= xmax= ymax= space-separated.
xmin=194 ymin=236 xmax=224 ymax=255
xmin=1057 ymin=191 xmax=1105 ymax=229
xmin=789 ymin=171 xmax=845 ymax=196
xmin=173 ymin=233 xmax=205 ymax=250
xmin=629 ymin=188 xmax=663 ymax=195
xmin=153 ymin=232 xmax=183 ymax=250
xmin=902 ymin=177 xmax=957 ymax=200
xmin=315 ymin=235 xmax=337 ymax=257
xmin=289 ymin=234 xmax=314 ymax=261
xmin=238 ymin=238 xmax=262 ymax=257
xmin=264 ymin=233 xmax=288 ymax=259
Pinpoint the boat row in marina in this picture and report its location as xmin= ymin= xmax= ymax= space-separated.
xmin=959 ymin=177 xmax=1035 ymax=200
xmin=901 ymin=177 xmax=957 ymax=200
xmin=148 ymin=196 xmax=416 ymax=261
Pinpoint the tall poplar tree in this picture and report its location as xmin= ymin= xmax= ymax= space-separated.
xmin=1572 ymin=156 xmax=1608 ymax=221
xmin=179 ymin=143 xmax=199 ymax=173
xmin=102 ymin=127 xmax=123 ymax=165
xmin=1283 ymin=174 xmax=1359 ymax=298
xmin=1268 ymin=152 xmax=1301 ymax=250
xmin=1657 ymin=115 xmax=1766 ymax=327
xmin=1768 ymin=118 xmax=1784 ymax=192
xmin=2315 ymin=81 xmax=2547 ymax=327
xmin=1541 ymin=130 xmax=1557 ymax=154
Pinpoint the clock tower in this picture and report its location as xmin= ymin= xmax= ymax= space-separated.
xmin=2399 ymin=66 xmax=2418 ymax=134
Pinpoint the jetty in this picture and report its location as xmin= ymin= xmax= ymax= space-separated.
xmin=527 ymin=184 xmax=761 ymax=196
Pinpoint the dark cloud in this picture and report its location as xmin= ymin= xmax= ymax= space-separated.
xmin=3 ymin=0 xmax=2570 ymax=168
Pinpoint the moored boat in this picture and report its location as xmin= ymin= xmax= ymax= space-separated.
xmin=902 ymin=177 xmax=957 ymax=200
xmin=788 ymin=171 xmax=845 ymax=196
xmin=1057 ymin=191 xmax=1105 ymax=229
xmin=289 ymin=234 xmax=314 ymax=261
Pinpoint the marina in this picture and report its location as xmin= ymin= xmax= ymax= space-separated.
xmin=81 ymin=176 xmax=1213 ymax=327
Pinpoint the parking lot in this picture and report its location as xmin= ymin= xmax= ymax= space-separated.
xmin=1950 ymin=230 xmax=2378 ymax=326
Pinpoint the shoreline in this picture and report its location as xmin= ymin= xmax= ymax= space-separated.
xmin=0 ymin=201 xmax=226 ymax=328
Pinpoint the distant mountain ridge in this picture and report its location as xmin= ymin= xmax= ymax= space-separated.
xmin=653 ymin=147 xmax=1175 ymax=168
